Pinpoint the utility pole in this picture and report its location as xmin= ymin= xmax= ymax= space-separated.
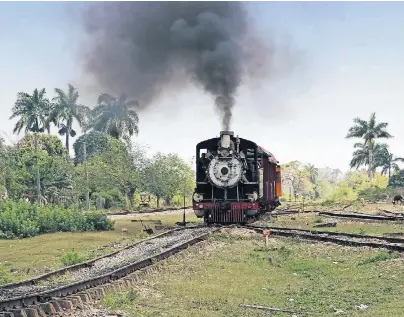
xmin=182 ymin=174 xmax=186 ymax=225
xmin=34 ymin=132 xmax=41 ymax=205
xmin=83 ymin=138 xmax=90 ymax=209
xmin=182 ymin=156 xmax=195 ymax=226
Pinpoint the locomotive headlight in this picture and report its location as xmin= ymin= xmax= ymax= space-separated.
xmin=193 ymin=192 xmax=203 ymax=202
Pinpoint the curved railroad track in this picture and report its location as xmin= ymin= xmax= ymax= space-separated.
xmin=245 ymin=224 xmax=404 ymax=252
xmin=0 ymin=225 xmax=215 ymax=313
xmin=107 ymin=205 xmax=193 ymax=216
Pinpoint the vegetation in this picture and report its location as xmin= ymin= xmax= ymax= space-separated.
xmin=282 ymin=111 xmax=403 ymax=203
xmin=0 ymin=200 xmax=113 ymax=239
xmin=3 ymin=85 xmax=195 ymax=220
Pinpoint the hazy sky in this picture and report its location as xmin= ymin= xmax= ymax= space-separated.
xmin=1 ymin=2 xmax=404 ymax=172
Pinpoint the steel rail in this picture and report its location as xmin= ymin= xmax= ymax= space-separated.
xmin=0 ymin=228 xmax=216 ymax=311
xmin=318 ymin=211 xmax=404 ymax=221
xmin=0 ymin=225 xmax=201 ymax=291
xmin=245 ymin=225 xmax=404 ymax=252
xmin=107 ymin=206 xmax=193 ymax=216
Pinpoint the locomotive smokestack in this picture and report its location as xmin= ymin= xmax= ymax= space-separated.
xmin=220 ymin=131 xmax=234 ymax=149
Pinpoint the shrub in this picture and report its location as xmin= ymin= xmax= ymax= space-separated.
xmin=60 ymin=249 xmax=86 ymax=266
xmin=0 ymin=264 xmax=11 ymax=284
xmin=358 ymin=186 xmax=391 ymax=203
xmin=0 ymin=200 xmax=114 ymax=239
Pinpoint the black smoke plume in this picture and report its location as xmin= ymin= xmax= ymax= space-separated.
xmin=82 ymin=2 xmax=273 ymax=130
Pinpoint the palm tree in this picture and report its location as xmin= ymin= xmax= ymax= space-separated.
xmin=349 ymin=141 xmax=388 ymax=179
xmin=10 ymin=88 xmax=51 ymax=203
xmin=10 ymin=88 xmax=51 ymax=135
xmin=89 ymin=93 xmax=139 ymax=140
xmin=49 ymin=84 xmax=89 ymax=153
xmin=374 ymin=147 xmax=404 ymax=178
xmin=346 ymin=112 xmax=392 ymax=181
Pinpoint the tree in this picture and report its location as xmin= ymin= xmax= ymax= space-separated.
xmin=18 ymin=134 xmax=66 ymax=157
xmin=349 ymin=141 xmax=388 ymax=179
xmin=10 ymin=88 xmax=51 ymax=135
xmin=74 ymin=135 xmax=139 ymax=208
xmin=304 ymin=164 xmax=319 ymax=184
xmin=281 ymin=161 xmax=313 ymax=199
xmin=388 ymin=170 xmax=404 ymax=188
xmin=374 ymin=147 xmax=404 ymax=178
xmin=89 ymin=93 xmax=140 ymax=141
xmin=346 ymin=112 xmax=392 ymax=181
xmin=5 ymin=136 xmax=75 ymax=203
xmin=304 ymin=163 xmax=319 ymax=198
xmin=50 ymin=84 xmax=89 ymax=153
xmin=141 ymin=153 xmax=194 ymax=208
xmin=73 ymin=131 xmax=113 ymax=165
xmin=10 ymin=88 xmax=52 ymax=203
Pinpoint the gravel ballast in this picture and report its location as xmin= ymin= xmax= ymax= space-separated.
xmin=0 ymin=227 xmax=213 ymax=301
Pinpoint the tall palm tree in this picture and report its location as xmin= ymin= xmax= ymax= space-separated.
xmin=10 ymin=88 xmax=51 ymax=135
xmin=349 ymin=141 xmax=388 ymax=179
xmin=10 ymin=88 xmax=51 ymax=203
xmin=89 ymin=93 xmax=139 ymax=140
xmin=50 ymin=84 xmax=89 ymax=153
xmin=346 ymin=112 xmax=392 ymax=181
xmin=374 ymin=147 xmax=404 ymax=178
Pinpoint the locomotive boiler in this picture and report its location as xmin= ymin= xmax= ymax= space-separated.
xmin=193 ymin=131 xmax=282 ymax=224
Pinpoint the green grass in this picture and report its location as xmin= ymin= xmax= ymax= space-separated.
xmin=101 ymin=230 xmax=404 ymax=317
xmin=0 ymin=211 xmax=201 ymax=283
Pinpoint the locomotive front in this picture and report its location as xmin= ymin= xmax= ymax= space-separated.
xmin=193 ymin=131 xmax=281 ymax=224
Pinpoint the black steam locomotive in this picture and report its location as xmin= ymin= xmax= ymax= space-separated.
xmin=193 ymin=131 xmax=282 ymax=224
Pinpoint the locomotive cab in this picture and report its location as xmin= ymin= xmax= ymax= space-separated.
xmin=193 ymin=131 xmax=281 ymax=224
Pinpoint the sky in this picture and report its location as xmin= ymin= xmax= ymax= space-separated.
xmin=1 ymin=1 xmax=404 ymax=172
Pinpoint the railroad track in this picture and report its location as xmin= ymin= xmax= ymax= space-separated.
xmin=0 ymin=225 xmax=215 ymax=313
xmin=245 ymin=225 xmax=404 ymax=252
xmin=319 ymin=211 xmax=404 ymax=222
xmin=107 ymin=205 xmax=193 ymax=216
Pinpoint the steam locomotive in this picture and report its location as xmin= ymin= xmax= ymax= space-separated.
xmin=193 ymin=131 xmax=282 ymax=224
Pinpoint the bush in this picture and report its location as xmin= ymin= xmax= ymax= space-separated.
xmin=0 ymin=200 xmax=114 ymax=239
xmin=0 ymin=264 xmax=11 ymax=284
xmin=358 ymin=186 xmax=391 ymax=203
xmin=61 ymin=249 xmax=86 ymax=266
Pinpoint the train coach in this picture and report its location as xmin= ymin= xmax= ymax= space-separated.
xmin=192 ymin=131 xmax=282 ymax=224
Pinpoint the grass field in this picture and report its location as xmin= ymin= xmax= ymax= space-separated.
xmin=102 ymin=229 xmax=404 ymax=317
xmin=0 ymin=210 xmax=201 ymax=283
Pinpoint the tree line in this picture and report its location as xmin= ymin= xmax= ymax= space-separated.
xmin=4 ymin=85 xmax=194 ymax=209
xmin=281 ymin=112 xmax=404 ymax=203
